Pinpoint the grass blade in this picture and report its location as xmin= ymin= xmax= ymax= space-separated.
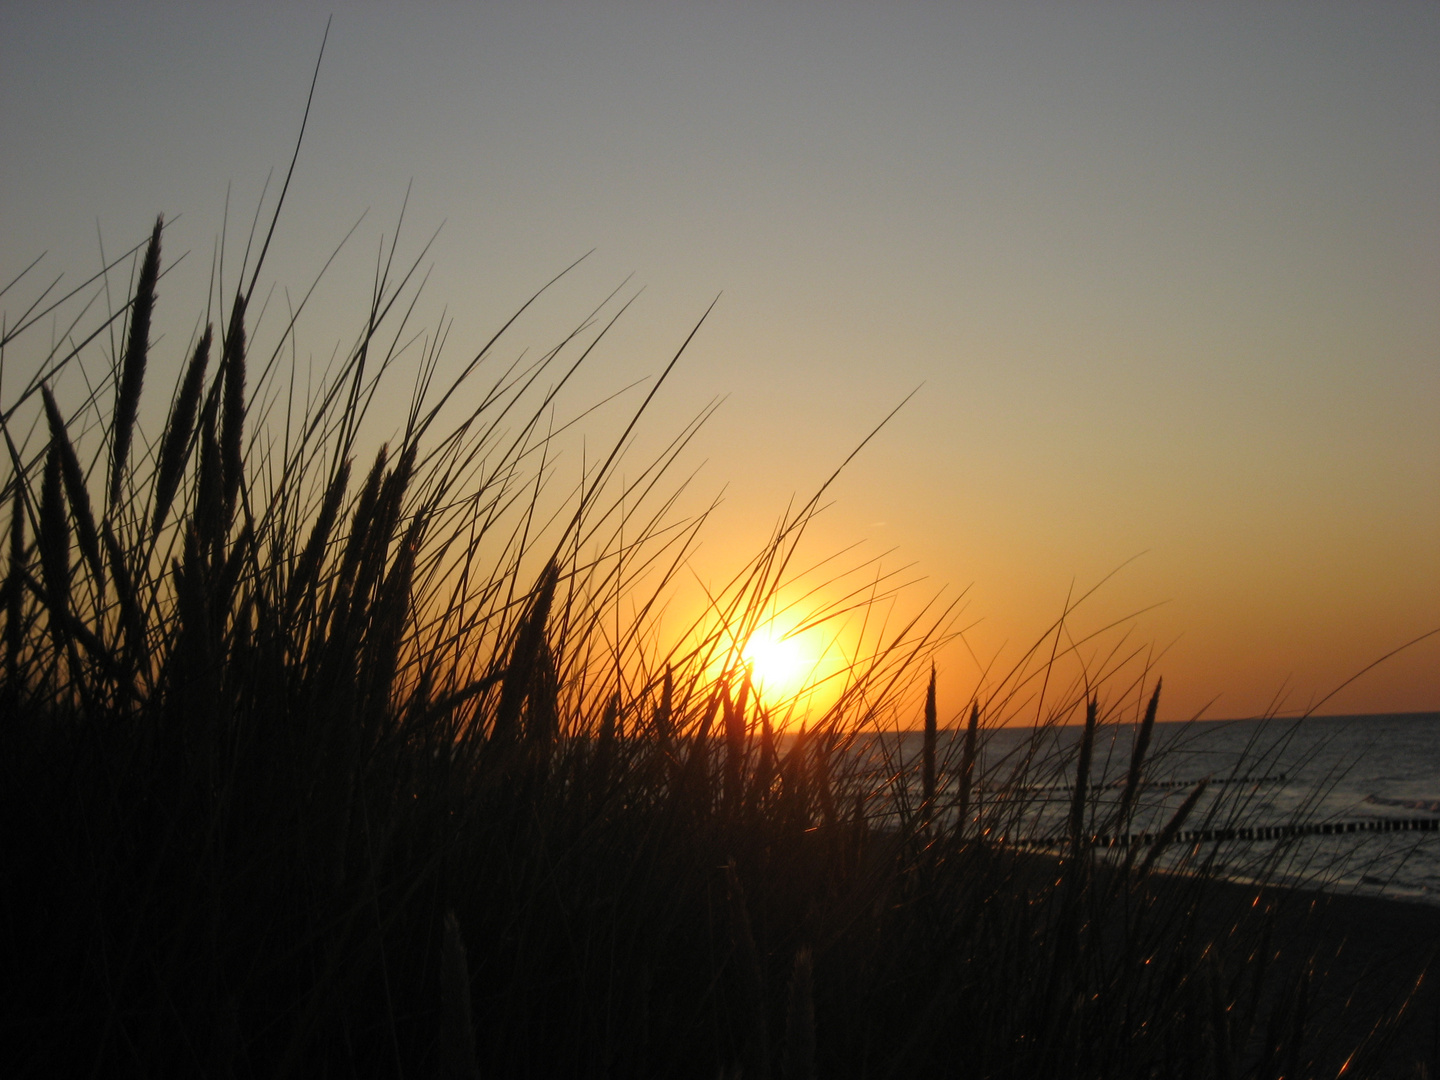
xmin=922 ymin=663 xmax=937 ymax=821
xmin=955 ymin=700 xmax=979 ymax=842
xmin=1068 ymin=697 xmax=1098 ymax=857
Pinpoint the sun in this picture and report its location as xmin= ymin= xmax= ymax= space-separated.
xmin=741 ymin=625 xmax=812 ymax=698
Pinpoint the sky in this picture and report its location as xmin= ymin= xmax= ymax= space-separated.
xmin=2 ymin=2 xmax=1436 ymax=722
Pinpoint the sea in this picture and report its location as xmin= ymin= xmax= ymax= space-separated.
xmin=865 ymin=712 xmax=1440 ymax=906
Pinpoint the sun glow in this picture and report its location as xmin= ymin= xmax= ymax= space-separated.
xmin=741 ymin=624 xmax=813 ymax=700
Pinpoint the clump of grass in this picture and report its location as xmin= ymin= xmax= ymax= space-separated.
xmin=0 ymin=199 xmax=1413 ymax=1080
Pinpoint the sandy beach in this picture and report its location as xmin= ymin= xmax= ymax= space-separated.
xmin=1206 ymin=878 xmax=1440 ymax=1077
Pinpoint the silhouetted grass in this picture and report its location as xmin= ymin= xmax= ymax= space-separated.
xmin=0 ymin=211 xmax=1418 ymax=1079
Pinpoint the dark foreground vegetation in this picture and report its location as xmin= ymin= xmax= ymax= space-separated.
xmin=1 ymin=214 xmax=1426 ymax=1078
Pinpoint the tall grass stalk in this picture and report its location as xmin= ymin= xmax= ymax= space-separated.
xmin=0 ymin=203 xmax=1403 ymax=1079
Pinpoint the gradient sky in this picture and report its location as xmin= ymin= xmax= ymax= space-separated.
xmin=3 ymin=2 xmax=1436 ymax=721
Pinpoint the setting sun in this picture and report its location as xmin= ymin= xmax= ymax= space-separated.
xmin=4 ymin=5 xmax=1439 ymax=1073
xmin=742 ymin=625 xmax=812 ymax=699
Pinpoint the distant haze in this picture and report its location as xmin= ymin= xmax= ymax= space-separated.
xmin=2 ymin=2 xmax=1435 ymax=720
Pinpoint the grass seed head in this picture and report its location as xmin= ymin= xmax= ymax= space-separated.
xmin=220 ymin=292 xmax=247 ymax=528
xmin=41 ymin=387 xmax=103 ymax=593
xmin=111 ymin=215 xmax=161 ymax=512
xmin=5 ymin=482 xmax=26 ymax=686
xmin=153 ymin=324 xmax=211 ymax=536
xmin=38 ymin=440 xmax=71 ymax=621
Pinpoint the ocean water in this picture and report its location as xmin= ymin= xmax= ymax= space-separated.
xmin=858 ymin=712 xmax=1440 ymax=905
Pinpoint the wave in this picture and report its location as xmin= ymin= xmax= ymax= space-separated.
xmin=1364 ymin=793 xmax=1440 ymax=813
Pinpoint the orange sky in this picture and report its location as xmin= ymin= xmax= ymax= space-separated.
xmin=2 ymin=3 xmax=1435 ymax=720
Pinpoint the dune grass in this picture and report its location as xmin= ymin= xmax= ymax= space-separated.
xmin=0 ymin=211 xmax=1415 ymax=1079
